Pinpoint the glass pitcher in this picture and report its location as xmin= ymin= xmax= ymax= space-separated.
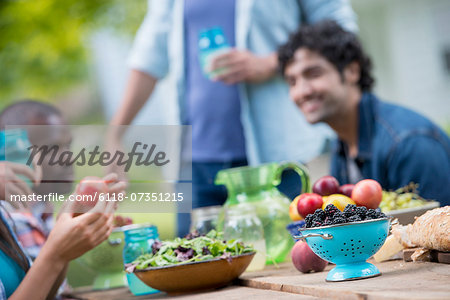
xmin=215 ymin=161 xmax=310 ymax=264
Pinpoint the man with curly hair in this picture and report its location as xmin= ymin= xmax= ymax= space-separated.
xmin=278 ymin=20 xmax=450 ymax=206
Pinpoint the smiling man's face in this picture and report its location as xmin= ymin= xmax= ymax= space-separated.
xmin=284 ymin=48 xmax=355 ymax=125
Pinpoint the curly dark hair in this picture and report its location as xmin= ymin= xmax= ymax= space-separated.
xmin=278 ymin=20 xmax=374 ymax=92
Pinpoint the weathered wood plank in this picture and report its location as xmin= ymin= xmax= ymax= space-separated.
xmin=71 ymin=285 xmax=317 ymax=299
xmin=239 ymin=260 xmax=450 ymax=300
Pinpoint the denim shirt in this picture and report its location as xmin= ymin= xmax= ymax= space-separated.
xmin=128 ymin=0 xmax=357 ymax=165
xmin=331 ymin=93 xmax=450 ymax=206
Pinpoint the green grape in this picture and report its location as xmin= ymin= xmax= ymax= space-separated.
xmin=381 ymin=191 xmax=397 ymax=212
xmin=397 ymin=194 xmax=412 ymax=208
xmin=380 ymin=185 xmax=428 ymax=211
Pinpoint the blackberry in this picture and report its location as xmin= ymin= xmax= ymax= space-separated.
xmin=311 ymin=221 xmax=323 ymax=228
xmin=343 ymin=211 xmax=353 ymax=218
xmin=355 ymin=206 xmax=367 ymax=219
xmin=333 ymin=217 xmax=346 ymax=224
xmin=313 ymin=209 xmax=326 ymax=221
xmin=324 ymin=204 xmax=340 ymax=218
xmin=323 ymin=217 xmax=334 ymax=226
xmin=366 ymin=209 xmax=379 ymax=219
xmin=343 ymin=204 xmax=357 ymax=215
xmin=333 ymin=211 xmax=345 ymax=220
xmin=374 ymin=208 xmax=386 ymax=218
xmin=305 ymin=214 xmax=314 ymax=227
xmin=312 ymin=217 xmax=323 ymax=225
xmin=348 ymin=215 xmax=362 ymax=222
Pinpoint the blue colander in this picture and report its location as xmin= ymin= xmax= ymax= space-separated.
xmin=295 ymin=218 xmax=390 ymax=282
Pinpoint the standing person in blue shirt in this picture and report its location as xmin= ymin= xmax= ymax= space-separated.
xmin=279 ymin=20 xmax=450 ymax=206
xmin=109 ymin=0 xmax=357 ymax=236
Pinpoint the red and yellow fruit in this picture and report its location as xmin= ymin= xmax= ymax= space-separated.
xmin=289 ymin=195 xmax=304 ymax=221
xmin=322 ymin=194 xmax=356 ymax=211
xmin=76 ymin=176 xmax=108 ymax=205
xmin=291 ymin=241 xmax=327 ymax=273
xmin=351 ymin=179 xmax=382 ymax=209
xmin=297 ymin=193 xmax=323 ymax=218
xmin=74 ymin=176 xmax=108 ymax=216
xmin=312 ymin=176 xmax=340 ymax=196
xmin=338 ymin=184 xmax=355 ymax=198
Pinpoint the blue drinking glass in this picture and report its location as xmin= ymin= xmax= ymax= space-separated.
xmin=123 ymin=224 xmax=160 ymax=295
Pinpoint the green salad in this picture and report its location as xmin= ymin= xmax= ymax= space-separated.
xmin=126 ymin=230 xmax=254 ymax=271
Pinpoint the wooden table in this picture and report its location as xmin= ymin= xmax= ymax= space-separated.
xmin=71 ymin=260 xmax=450 ymax=300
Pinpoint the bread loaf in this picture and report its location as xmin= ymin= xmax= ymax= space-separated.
xmin=392 ymin=206 xmax=449 ymax=252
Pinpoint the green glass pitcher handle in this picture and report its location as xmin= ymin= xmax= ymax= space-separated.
xmin=273 ymin=161 xmax=311 ymax=193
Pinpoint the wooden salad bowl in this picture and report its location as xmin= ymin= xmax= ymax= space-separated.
xmin=133 ymin=252 xmax=255 ymax=294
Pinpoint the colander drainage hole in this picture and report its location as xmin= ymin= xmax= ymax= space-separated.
xmin=358 ymin=240 xmax=361 ymax=243
xmin=351 ymin=244 xmax=354 ymax=246
xmin=345 ymin=254 xmax=347 ymax=256
xmin=350 ymin=239 xmax=353 ymax=241
xmin=360 ymin=252 xmax=362 ymax=254
xmin=341 ymin=249 xmax=344 ymax=251
xmin=352 ymin=255 xmax=355 ymax=258
xmin=343 ymin=243 xmax=346 ymax=245
xmin=362 ymin=246 xmax=365 ymax=248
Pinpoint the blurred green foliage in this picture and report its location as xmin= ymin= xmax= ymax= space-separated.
xmin=0 ymin=0 xmax=146 ymax=108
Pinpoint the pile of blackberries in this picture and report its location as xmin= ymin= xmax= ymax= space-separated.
xmin=305 ymin=204 xmax=386 ymax=228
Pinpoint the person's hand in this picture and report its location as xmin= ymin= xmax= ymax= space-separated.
xmin=102 ymin=172 xmax=128 ymax=209
xmin=41 ymin=198 xmax=116 ymax=265
xmin=58 ymin=172 xmax=126 ymax=219
xmin=0 ymin=161 xmax=42 ymax=208
xmin=7 ymin=197 xmax=116 ymax=300
xmin=210 ymin=50 xmax=278 ymax=84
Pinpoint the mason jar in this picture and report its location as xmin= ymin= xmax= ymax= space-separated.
xmin=122 ymin=224 xmax=159 ymax=296
xmin=190 ymin=205 xmax=221 ymax=235
xmin=223 ymin=204 xmax=266 ymax=271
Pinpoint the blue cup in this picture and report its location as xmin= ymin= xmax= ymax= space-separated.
xmin=198 ymin=27 xmax=231 ymax=78
xmin=0 ymin=129 xmax=33 ymax=187
xmin=123 ymin=224 xmax=160 ymax=296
